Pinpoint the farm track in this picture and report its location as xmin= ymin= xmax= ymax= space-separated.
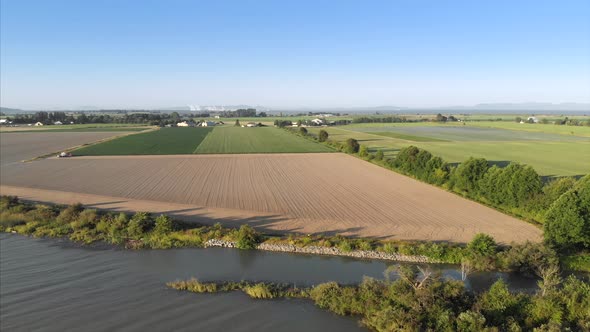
xmin=0 ymin=151 xmax=543 ymax=243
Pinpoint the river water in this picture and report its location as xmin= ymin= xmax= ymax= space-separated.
xmin=0 ymin=234 xmax=538 ymax=331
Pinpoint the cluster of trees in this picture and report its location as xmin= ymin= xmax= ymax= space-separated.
xmin=435 ymin=113 xmax=459 ymax=122
xmin=515 ymin=116 xmax=590 ymax=126
xmin=9 ymin=111 xmax=71 ymax=124
xmin=555 ymin=117 xmax=590 ymax=126
xmin=388 ymin=146 xmax=590 ymax=252
xmin=218 ymin=108 xmax=261 ymax=118
xmin=274 ymin=120 xmax=293 ymax=127
xmin=6 ymin=111 xmax=200 ymax=126
xmin=171 ymin=262 xmax=590 ymax=331
xmin=310 ymin=269 xmax=588 ymax=331
xmin=351 ymin=116 xmax=414 ymax=124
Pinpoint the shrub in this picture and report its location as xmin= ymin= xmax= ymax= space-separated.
xmin=153 ymin=214 xmax=174 ymax=235
xmin=374 ymin=150 xmax=384 ymax=161
xmin=70 ymin=209 xmax=98 ymax=230
xmin=318 ymin=130 xmax=329 ymax=142
xmin=243 ymin=283 xmax=276 ymax=299
xmin=235 ymin=224 xmax=261 ymax=249
xmin=126 ymin=212 xmax=153 ymax=239
xmin=457 ymin=311 xmax=487 ymax=332
xmin=298 ymin=127 xmax=308 ymax=135
xmin=468 ymin=233 xmax=497 ymax=257
xmin=345 ymin=138 xmax=360 ymax=154
xmin=359 ymin=145 xmax=369 ymax=158
xmin=338 ymin=239 xmax=353 ymax=252
xmin=56 ymin=203 xmax=84 ymax=224
xmin=477 ymin=279 xmax=526 ymax=327
xmin=466 ymin=233 xmax=498 ymax=270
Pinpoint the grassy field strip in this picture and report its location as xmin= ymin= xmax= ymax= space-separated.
xmin=73 ymin=127 xmax=213 ymax=155
xmin=308 ymin=127 xmax=590 ymax=176
xmin=370 ymin=131 xmax=450 ymax=142
xmin=194 ymin=126 xmax=334 ymax=154
xmin=459 ymin=121 xmax=590 ymax=138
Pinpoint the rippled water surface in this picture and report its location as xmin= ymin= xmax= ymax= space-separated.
xmin=0 ymin=234 xmax=537 ymax=331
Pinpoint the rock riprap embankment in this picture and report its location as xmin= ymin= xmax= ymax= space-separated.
xmin=204 ymin=239 xmax=433 ymax=263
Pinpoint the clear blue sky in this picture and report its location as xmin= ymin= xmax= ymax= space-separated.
xmin=1 ymin=0 xmax=589 ymax=109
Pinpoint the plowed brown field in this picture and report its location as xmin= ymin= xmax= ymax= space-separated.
xmin=0 ymin=132 xmax=131 ymax=166
xmin=0 ymin=150 xmax=542 ymax=243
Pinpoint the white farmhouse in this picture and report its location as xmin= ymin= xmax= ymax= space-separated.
xmin=54 ymin=121 xmax=63 ymax=125
xmin=201 ymin=121 xmax=216 ymax=127
xmin=311 ymin=118 xmax=325 ymax=126
xmin=34 ymin=122 xmax=44 ymax=126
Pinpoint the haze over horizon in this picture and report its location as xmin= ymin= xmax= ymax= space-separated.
xmin=1 ymin=0 xmax=589 ymax=109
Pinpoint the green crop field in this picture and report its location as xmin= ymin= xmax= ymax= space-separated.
xmin=465 ymin=121 xmax=590 ymax=137
xmin=369 ymin=131 xmax=449 ymax=142
xmin=73 ymin=125 xmax=332 ymax=155
xmin=350 ymin=123 xmax=588 ymax=142
xmin=194 ymin=126 xmax=334 ymax=154
xmin=308 ymin=125 xmax=590 ymax=177
xmin=74 ymin=127 xmax=213 ymax=155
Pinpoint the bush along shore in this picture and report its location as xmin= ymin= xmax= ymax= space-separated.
xmin=168 ymin=265 xmax=590 ymax=331
xmin=283 ymin=127 xmax=590 ymax=272
xmin=1 ymin=195 xmax=586 ymax=275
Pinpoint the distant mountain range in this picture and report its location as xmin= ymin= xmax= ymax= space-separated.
xmin=2 ymin=103 xmax=589 ymax=114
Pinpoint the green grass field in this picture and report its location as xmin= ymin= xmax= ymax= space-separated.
xmin=370 ymin=131 xmax=449 ymax=142
xmin=74 ymin=127 xmax=213 ymax=155
xmin=194 ymin=126 xmax=334 ymax=154
xmin=73 ymin=125 xmax=332 ymax=155
xmin=465 ymin=121 xmax=590 ymax=137
xmin=308 ymin=126 xmax=590 ymax=177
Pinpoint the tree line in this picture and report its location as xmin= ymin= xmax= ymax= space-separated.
xmin=387 ymin=146 xmax=589 ymax=252
xmin=170 ymin=263 xmax=589 ymax=331
xmin=5 ymin=111 xmax=210 ymax=126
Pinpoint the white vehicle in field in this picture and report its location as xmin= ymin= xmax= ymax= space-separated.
xmin=57 ymin=152 xmax=72 ymax=158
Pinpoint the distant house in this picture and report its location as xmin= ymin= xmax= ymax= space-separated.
xmin=201 ymin=121 xmax=216 ymax=127
xmin=311 ymin=118 xmax=325 ymax=126
xmin=177 ymin=121 xmax=196 ymax=127
xmin=527 ymin=116 xmax=539 ymax=123
xmin=214 ymin=115 xmax=220 ymax=119
xmin=34 ymin=122 xmax=44 ymax=126
xmin=246 ymin=122 xmax=258 ymax=127
xmin=53 ymin=121 xmax=63 ymax=125
xmin=0 ymin=119 xmax=8 ymax=124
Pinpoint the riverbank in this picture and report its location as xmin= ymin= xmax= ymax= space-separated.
xmin=205 ymin=239 xmax=432 ymax=263
xmin=1 ymin=195 xmax=587 ymax=274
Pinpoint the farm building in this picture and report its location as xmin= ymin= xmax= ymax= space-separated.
xmin=54 ymin=121 xmax=63 ymax=125
xmin=527 ymin=117 xmax=539 ymax=123
xmin=201 ymin=121 xmax=216 ymax=127
xmin=177 ymin=121 xmax=196 ymax=127
xmin=246 ymin=122 xmax=257 ymax=127
xmin=34 ymin=122 xmax=44 ymax=126
xmin=311 ymin=118 xmax=325 ymax=126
